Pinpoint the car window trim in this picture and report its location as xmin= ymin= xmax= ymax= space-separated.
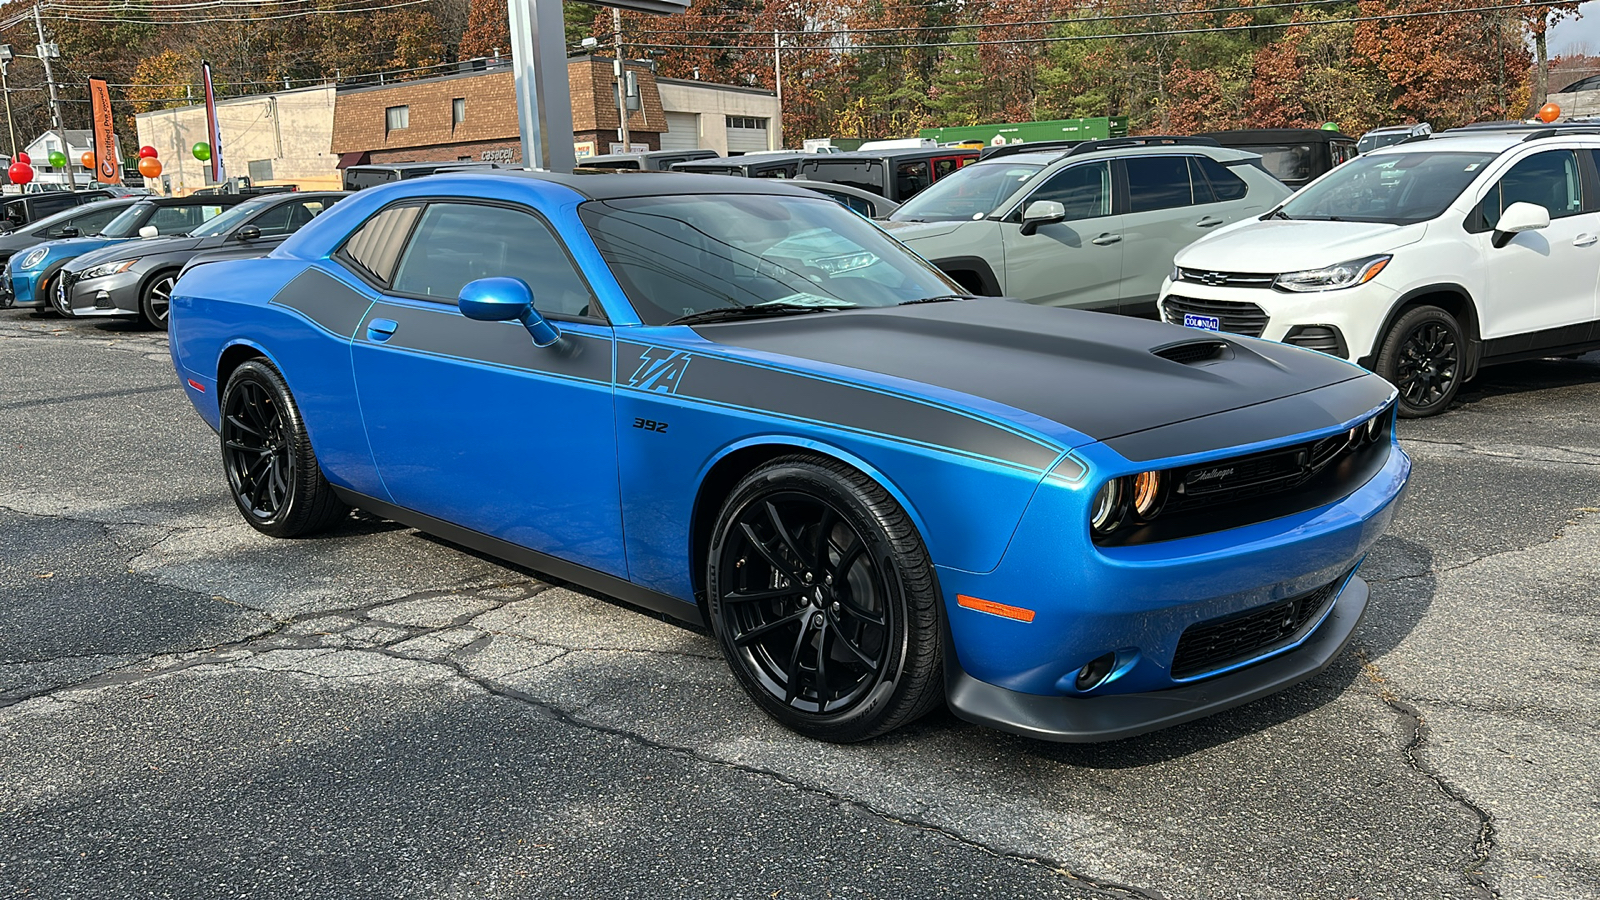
xmin=360 ymin=196 xmax=609 ymax=325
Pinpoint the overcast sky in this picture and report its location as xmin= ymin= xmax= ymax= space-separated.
xmin=1551 ymin=2 xmax=1600 ymax=55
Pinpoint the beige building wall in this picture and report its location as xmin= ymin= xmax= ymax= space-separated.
xmin=656 ymin=79 xmax=783 ymax=153
xmin=135 ymin=84 xmax=340 ymax=195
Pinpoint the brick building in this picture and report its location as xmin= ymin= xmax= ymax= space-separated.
xmin=331 ymin=56 xmax=781 ymax=169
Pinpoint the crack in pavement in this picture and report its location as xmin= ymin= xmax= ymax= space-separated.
xmin=1401 ymin=437 xmax=1600 ymax=467
xmin=1359 ymin=654 xmax=1500 ymax=900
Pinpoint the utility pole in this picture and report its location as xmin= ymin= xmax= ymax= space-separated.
xmin=772 ymin=27 xmax=781 ymax=151
xmin=0 ymin=47 xmax=17 ymax=160
xmin=613 ymin=7 xmax=630 ymax=153
xmin=32 ymin=4 xmax=75 ymax=190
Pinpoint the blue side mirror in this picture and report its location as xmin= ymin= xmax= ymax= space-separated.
xmin=458 ymin=277 xmax=561 ymax=347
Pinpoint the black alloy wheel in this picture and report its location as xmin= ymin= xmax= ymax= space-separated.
xmin=709 ymin=456 xmax=943 ymax=742
xmin=1376 ymin=304 xmax=1463 ymax=418
xmin=139 ymin=274 xmax=176 ymax=330
xmin=220 ymin=360 xmax=348 ymax=537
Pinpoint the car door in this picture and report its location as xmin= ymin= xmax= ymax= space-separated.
xmin=1115 ymin=154 xmax=1231 ymax=316
xmin=998 ymin=159 xmax=1123 ymax=310
xmin=1473 ymin=148 xmax=1599 ymax=340
xmin=345 ymin=199 xmax=628 ymax=578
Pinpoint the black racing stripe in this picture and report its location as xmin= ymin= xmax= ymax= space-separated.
xmin=362 ymin=301 xmax=614 ymax=383
xmin=620 ymin=342 xmax=1058 ymax=471
xmin=269 ymin=267 xmax=372 ymax=338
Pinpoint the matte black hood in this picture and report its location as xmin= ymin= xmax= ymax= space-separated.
xmin=692 ymin=299 xmax=1378 ymax=446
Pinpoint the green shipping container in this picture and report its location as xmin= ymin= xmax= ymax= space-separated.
xmin=919 ymin=117 xmax=1130 ymax=146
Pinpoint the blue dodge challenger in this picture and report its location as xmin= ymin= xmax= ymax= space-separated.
xmin=169 ymin=171 xmax=1409 ymax=743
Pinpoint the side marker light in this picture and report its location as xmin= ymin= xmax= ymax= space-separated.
xmin=957 ymin=594 xmax=1036 ymax=623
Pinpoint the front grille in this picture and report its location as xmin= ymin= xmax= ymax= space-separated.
xmin=1162 ymin=295 xmax=1269 ymax=337
xmin=1171 ymin=571 xmax=1349 ymax=679
xmin=1095 ymin=405 xmax=1396 ymax=547
xmin=1174 ymin=267 xmax=1275 ymax=289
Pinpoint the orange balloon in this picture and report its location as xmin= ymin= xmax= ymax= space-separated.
xmin=80 ymin=151 xmax=95 ymax=169
xmin=137 ymin=157 xmax=162 ymax=178
xmin=1539 ymin=102 xmax=1562 ymax=124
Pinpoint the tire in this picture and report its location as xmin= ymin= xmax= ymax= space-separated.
xmin=1375 ymin=304 xmax=1464 ymax=418
xmin=44 ymin=275 xmax=70 ymax=317
xmin=138 ymin=273 xmax=176 ymax=330
xmin=707 ymin=455 xmax=943 ymax=742
xmin=219 ymin=359 xmax=348 ymax=537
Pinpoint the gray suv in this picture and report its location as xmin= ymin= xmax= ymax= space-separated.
xmin=881 ymin=138 xmax=1291 ymax=316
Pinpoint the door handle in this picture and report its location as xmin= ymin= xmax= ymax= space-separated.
xmin=1196 ymin=216 xmax=1225 ymax=228
xmin=1576 ymin=234 xmax=1598 ymax=247
xmin=366 ymin=318 xmax=398 ymax=342
xmin=1091 ymin=233 xmax=1122 ymax=246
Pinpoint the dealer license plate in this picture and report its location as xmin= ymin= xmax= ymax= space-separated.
xmin=1183 ymin=313 xmax=1221 ymax=332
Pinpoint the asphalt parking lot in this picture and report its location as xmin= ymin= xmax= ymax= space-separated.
xmin=1 ymin=310 xmax=1596 ymax=900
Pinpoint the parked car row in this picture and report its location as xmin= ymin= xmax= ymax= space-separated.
xmin=0 ymin=190 xmax=346 ymax=328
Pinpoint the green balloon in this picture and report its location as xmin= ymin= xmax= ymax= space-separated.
xmin=1321 ymin=121 xmax=1340 ymax=131
xmin=47 ymin=150 xmax=66 ymax=167
xmin=192 ymin=142 xmax=211 ymax=162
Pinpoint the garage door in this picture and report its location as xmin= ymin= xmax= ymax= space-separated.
xmin=661 ymin=112 xmax=701 ymax=151
xmin=726 ymin=115 xmax=770 ymax=153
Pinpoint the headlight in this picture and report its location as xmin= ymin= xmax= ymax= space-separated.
xmin=1170 ymin=264 xmax=1181 ymax=282
xmin=1090 ymin=470 xmax=1167 ymax=538
xmin=18 ymin=247 xmax=47 ymax=269
xmin=78 ymin=259 xmax=138 ymax=280
xmin=1273 ymin=255 xmax=1391 ymax=292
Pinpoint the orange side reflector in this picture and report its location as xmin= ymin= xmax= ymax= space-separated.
xmin=957 ymin=594 xmax=1035 ymax=623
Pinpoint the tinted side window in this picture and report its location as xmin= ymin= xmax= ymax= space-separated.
xmin=1194 ymin=156 xmax=1248 ymax=202
xmin=341 ymin=205 xmax=421 ymax=283
xmin=67 ymin=205 xmax=123 ymax=236
xmin=1125 ymin=156 xmax=1198 ymax=213
xmin=148 ymin=204 xmax=224 ymax=235
xmin=1028 ymin=162 xmax=1111 ymax=219
xmin=389 ymin=203 xmax=597 ymax=317
xmin=1478 ymin=150 xmax=1582 ymax=227
xmin=896 ymin=160 xmax=932 ymax=198
xmin=32 ymin=195 xmax=76 ymax=218
xmin=250 ymin=199 xmax=330 ymax=237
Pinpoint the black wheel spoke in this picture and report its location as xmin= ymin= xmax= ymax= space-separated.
xmin=226 ymin=414 xmax=262 ymax=438
xmin=739 ymin=522 xmax=802 ymax=582
xmin=723 ymin=585 xmax=805 ymax=605
xmin=814 ymin=620 xmax=831 ymax=706
xmin=832 ymin=536 xmax=865 ymax=582
xmin=733 ymin=610 xmax=806 ymax=647
xmin=765 ymin=500 xmax=813 ymax=571
xmin=825 ymin=607 xmax=881 ymax=669
xmin=812 ymin=507 xmax=836 ymax=568
xmin=782 ymin=618 xmax=812 ymax=705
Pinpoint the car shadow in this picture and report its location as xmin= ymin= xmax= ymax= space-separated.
xmin=1450 ymin=352 xmax=1600 ymax=410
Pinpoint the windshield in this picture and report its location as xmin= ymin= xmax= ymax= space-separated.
xmin=1358 ymin=132 xmax=1410 ymax=154
xmin=189 ymin=197 xmax=275 ymax=237
xmin=100 ymin=200 xmax=156 ymax=238
xmin=1278 ymin=151 xmax=1496 ymax=224
xmin=890 ymin=161 xmax=1044 ymax=222
xmin=580 ymin=193 xmax=960 ymax=325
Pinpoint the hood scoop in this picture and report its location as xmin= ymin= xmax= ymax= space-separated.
xmin=1152 ymin=340 xmax=1233 ymax=366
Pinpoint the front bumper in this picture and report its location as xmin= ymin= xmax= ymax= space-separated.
xmin=1157 ymin=276 xmax=1397 ymax=364
xmin=946 ymin=574 xmax=1368 ymax=742
xmin=65 ymin=269 xmax=141 ymax=318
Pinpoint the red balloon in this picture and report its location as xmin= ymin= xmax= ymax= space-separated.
xmin=138 ymin=145 xmax=158 ymax=159
xmin=14 ymin=151 xmax=28 ymax=165
xmin=137 ymin=157 xmax=162 ymax=179
xmin=8 ymin=162 xmax=34 ymax=185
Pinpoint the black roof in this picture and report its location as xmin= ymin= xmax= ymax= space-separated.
xmin=803 ymin=147 xmax=978 ymax=162
xmin=674 ymin=152 xmax=811 ymax=170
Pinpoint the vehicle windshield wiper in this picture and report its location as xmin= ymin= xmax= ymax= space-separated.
xmin=897 ymin=294 xmax=976 ymax=306
xmin=1266 ymin=208 xmax=1292 ymax=220
xmin=667 ymin=302 xmax=854 ymax=326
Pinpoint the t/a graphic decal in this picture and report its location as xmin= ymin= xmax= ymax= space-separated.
xmin=629 ymin=347 xmax=693 ymax=394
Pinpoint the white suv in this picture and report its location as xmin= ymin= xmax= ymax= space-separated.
xmin=1159 ymin=126 xmax=1600 ymax=417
